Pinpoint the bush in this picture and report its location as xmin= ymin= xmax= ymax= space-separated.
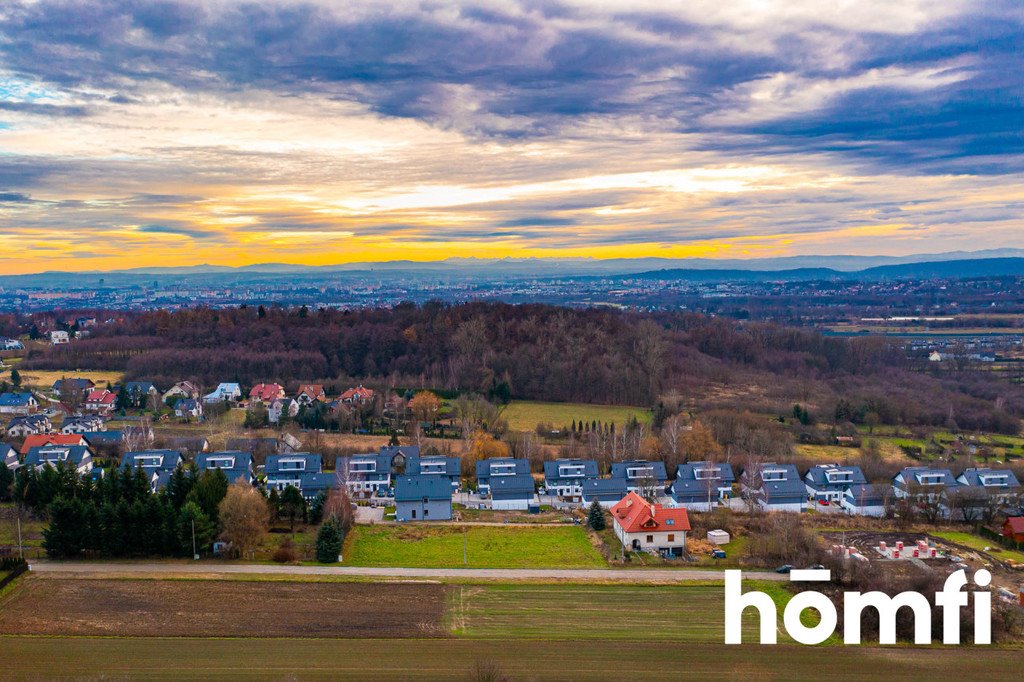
xmin=272 ymin=538 xmax=298 ymax=564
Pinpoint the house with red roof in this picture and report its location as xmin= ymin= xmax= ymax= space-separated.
xmin=1003 ymin=517 xmax=1024 ymax=544
xmin=19 ymin=433 xmax=88 ymax=455
xmin=340 ymin=385 xmax=374 ymax=404
xmin=610 ymin=491 xmax=690 ymax=556
xmin=249 ymin=383 xmax=285 ymax=404
xmin=84 ymin=389 xmax=117 ymax=415
xmin=295 ymin=384 xmax=326 ymax=406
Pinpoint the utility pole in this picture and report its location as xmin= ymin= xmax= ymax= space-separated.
xmin=463 ymin=526 xmax=468 ymax=566
xmin=191 ymin=519 xmax=198 ymax=560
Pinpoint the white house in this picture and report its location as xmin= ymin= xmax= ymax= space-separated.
xmin=49 ymin=330 xmax=70 ymax=344
xmin=842 ymin=484 xmax=888 ymax=517
xmin=203 ymin=383 xmax=242 ymax=404
xmin=610 ymin=492 xmax=690 ymax=557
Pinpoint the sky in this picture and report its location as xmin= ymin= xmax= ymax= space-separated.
xmin=0 ymin=0 xmax=1022 ymax=274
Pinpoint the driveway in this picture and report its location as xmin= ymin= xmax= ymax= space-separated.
xmin=28 ymin=561 xmax=786 ymax=582
xmin=354 ymin=506 xmax=385 ymax=524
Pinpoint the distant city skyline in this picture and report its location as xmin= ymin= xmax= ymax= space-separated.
xmin=1 ymin=1 xmax=1022 ymax=274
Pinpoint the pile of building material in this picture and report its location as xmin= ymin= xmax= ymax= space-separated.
xmin=874 ymin=539 xmax=941 ymax=560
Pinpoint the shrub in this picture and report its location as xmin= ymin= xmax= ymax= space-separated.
xmin=272 ymin=538 xmax=298 ymax=564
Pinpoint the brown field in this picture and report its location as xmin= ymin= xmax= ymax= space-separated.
xmin=0 ymin=577 xmax=447 ymax=638
xmin=16 ymin=369 xmax=125 ymax=391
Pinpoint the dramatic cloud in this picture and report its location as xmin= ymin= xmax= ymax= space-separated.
xmin=0 ymin=0 xmax=1021 ymax=273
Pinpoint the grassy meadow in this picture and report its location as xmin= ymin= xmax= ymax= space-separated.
xmin=501 ymin=400 xmax=652 ymax=432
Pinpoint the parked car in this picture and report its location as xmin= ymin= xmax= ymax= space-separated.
xmin=711 ymin=549 xmax=727 ymax=559
xmin=775 ymin=564 xmax=792 ymax=574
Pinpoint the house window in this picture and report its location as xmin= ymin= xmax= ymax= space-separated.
xmin=646 ymin=535 xmax=653 ymax=543
xmin=411 ymin=509 xmax=416 ymax=519
xmin=668 ymin=534 xmax=675 ymax=542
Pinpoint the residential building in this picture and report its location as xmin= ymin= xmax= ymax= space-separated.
xmin=804 ymin=464 xmax=868 ymax=505
xmin=0 ymin=338 xmax=24 ymax=350
xmin=0 ymin=392 xmax=39 ymax=416
xmin=580 ymin=478 xmax=629 ymax=508
xmin=60 ymin=415 xmax=105 ymax=434
xmin=49 ymin=330 xmax=70 ymax=344
xmin=264 ymin=453 xmax=324 ymax=492
xmin=268 ymin=397 xmax=299 ymax=424
xmin=404 ymin=454 xmax=461 ymax=490
xmin=743 ymin=463 xmax=807 ymax=512
xmin=52 ymin=378 xmax=95 ymax=395
xmin=24 ymin=445 xmax=93 ymax=474
xmin=394 ymin=475 xmax=452 ymax=521
xmin=475 ymin=457 xmax=530 ymax=496
xmin=670 ymin=461 xmax=736 ymax=510
xmin=123 ymin=381 xmax=159 ymax=404
xmin=2 ymin=443 xmax=19 ymax=471
xmin=340 ymin=385 xmax=374 ymax=404
xmin=610 ymin=459 xmax=668 ymax=493
xmin=6 ymin=414 xmax=52 ymax=438
xmin=295 ymin=384 xmax=326 ymax=405
xmin=248 ymin=383 xmax=285 ymax=404
xmin=163 ymin=381 xmax=200 ymax=403
xmin=337 ymin=453 xmax=394 ymax=496
xmin=195 ymin=451 xmax=254 ymax=484
xmin=892 ymin=466 xmax=959 ymax=499
xmin=610 ymin=492 xmax=690 ymax=556
xmin=1003 ymin=517 xmax=1024 ymax=544
xmin=163 ymin=436 xmax=210 ymax=456
xmin=174 ymin=398 xmax=203 ymax=421
xmin=20 ymin=433 xmax=88 ymax=455
xmin=83 ymin=430 xmax=124 ymax=450
xmin=543 ymin=458 xmax=598 ymax=501
xmin=84 ymin=389 xmax=117 ymax=415
xmin=956 ymin=468 xmax=1022 ymax=505
xmin=121 ymin=449 xmax=183 ymax=491
xmin=203 ymin=382 xmax=241 ymax=404
xmin=488 ymin=474 xmax=537 ymax=510
xmin=842 ymin=484 xmax=888 ymax=517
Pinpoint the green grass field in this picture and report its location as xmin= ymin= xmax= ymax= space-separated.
xmin=931 ymin=531 xmax=1024 ymax=563
xmin=501 ymin=400 xmax=652 ymax=432
xmin=343 ymin=525 xmax=606 ymax=569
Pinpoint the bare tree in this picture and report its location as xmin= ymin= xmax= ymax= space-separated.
xmin=122 ymin=417 xmax=154 ymax=453
xmin=739 ymin=453 xmax=765 ymax=513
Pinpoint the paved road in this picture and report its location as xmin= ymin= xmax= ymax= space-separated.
xmin=29 ymin=561 xmax=786 ymax=582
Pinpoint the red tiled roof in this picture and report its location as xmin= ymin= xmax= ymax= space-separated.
xmin=85 ymin=389 xmax=116 ymax=405
xmin=610 ymin=492 xmax=691 ymax=534
xmin=298 ymin=384 xmax=325 ymax=400
xmin=340 ymin=385 xmax=374 ymax=401
xmin=20 ymin=433 xmax=87 ymax=455
xmin=1006 ymin=517 xmax=1024 ymax=535
xmin=249 ymin=383 xmax=284 ymax=401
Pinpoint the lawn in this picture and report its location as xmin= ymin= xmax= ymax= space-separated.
xmin=342 ymin=524 xmax=606 ymax=569
xmin=501 ymin=400 xmax=652 ymax=432
xmin=0 ymin=508 xmax=44 ymax=551
xmin=793 ymin=444 xmax=861 ymax=462
xmin=16 ymin=369 xmax=125 ymax=392
xmin=931 ymin=531 xmax=1024 ymax=564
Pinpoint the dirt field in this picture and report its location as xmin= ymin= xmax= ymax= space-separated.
xmin=0 ymin=577 xmax=447 ymax=638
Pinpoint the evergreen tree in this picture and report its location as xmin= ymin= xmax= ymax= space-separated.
xmin=586 ymin=499 xmax=606 ymax=531
xmin=43 ymin=497 xmax=86 ymax=558
xmin=0 ymin=461 xmax=13 ymax=502
xmin=10 ymin=368 xmax=20 ymax=387
xmin=315 ymin=519 xmax=343 ymax=563
xmin=178 ymin=501 xmax=215 ymax=556
xmin=280 ymin=485 xmax=306 ymax=531
xmin=187 ymin=469 xmax=229 ymax=522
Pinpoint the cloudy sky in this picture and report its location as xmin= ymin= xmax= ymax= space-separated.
xmin=0 ymin=0 xmax=1021 ymax=273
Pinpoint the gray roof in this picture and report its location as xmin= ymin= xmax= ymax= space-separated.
xmin=84 ymin=430 xmax=123 ymax=446
xmin=121 ymin=450 xmax=182 ymax=472
xmin=338 ymin=453 xmax=393 ymax=483
xmin=957 ymin=468 xmax=1022 ymax=489
xmin=845 ymin=484 xmax=886 ymax=506
xmin=7 ymin=414 xmax=49 ymax=429
xmin=405 ymin=454 xmax=460 ymax=478
xmin=476 ymin=457 xmax=531 ymax=481
xmin=24 ymin=445 xmax=91 ymax=469
xmin=804 ymin=464 xmax=867 ymax=491
xmin=671 ymin=461 xmax=735 ymax=501
xmin=751 ymin=463 xmax=805 ymax=498
xmin=195 ymin=450 xmax=253 ymax=483
xmin=543 ymin=459 xmax=599 ymax=482
xmin=489 ymin=473 xmax=535 ymax=500
xmin=395 ymin=475 xmax=452 ymax=502
xmin=297 ymin=472 xmax=336 ymax=499
xmin=894 ymin=467 xmax=959 ymax=490
xmin=580 ymin=478 xmax=628 ymax=501
xmin=265 ymin=452 xmax=323 ymax=475
xmin=610 ymin=460 xmax=668 ymax=482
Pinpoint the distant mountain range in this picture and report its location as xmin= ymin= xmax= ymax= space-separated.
xmin=3 ymin=249 xmax=1024 ymax=289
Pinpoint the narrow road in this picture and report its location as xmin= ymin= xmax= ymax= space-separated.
xmin=28 ymin=561 xmax=786 ymax=582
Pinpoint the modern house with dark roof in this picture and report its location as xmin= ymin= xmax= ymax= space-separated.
xmin=543 ymin=459 xmax=598 ymax=501
xmin=488 ymin=474 xmax=537 ymax=510
xmin=670 ymin=461 xmax=736 ymax=510
xmin=337 ymin=453 xmax=395 ymax=497
xmin=475 ymin=457 xmax=531 ymax=495
xmin=2 ymin=443 xmax=19 ymax=471
xmin=743 ymin=463 xmax=807 ymax=512
xmin=394 ymin=475 xmax=452 ymax=521
xmin=842 ymin=484 xmax=888 ymax=517
xmin=83 ymin=430 xmax=124 ymax=449
xmin=195 ymin=451 xmax=254 ymax=484
xmin=60 ymin=415 xmax=105 ymax=434
xmin=264 ymin=453 xmax=324 ymax=492
xmin=956 ymin=468 xmax=1022 ymax=504
xmin=24 ymin=445 xmax=94 ymax=475
xmin=121 ymin=450 xmax=183 ymax=491
xmin=580 ymin=477 xmax=629 ymax=508
xmin=52 ymin=378 xmax=95 ymax=395
xmin=404 ymin=454 xmax=461 ymax=490
xmin=6 ymin=413 xmax=51 ymax=438
xmin=803 ymin=464 xmax=868 ymax=505
xmin=610 ymin=459 xmax=668 ymax=493
xmin=892 ymin=467 xmax=959 ymax=499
